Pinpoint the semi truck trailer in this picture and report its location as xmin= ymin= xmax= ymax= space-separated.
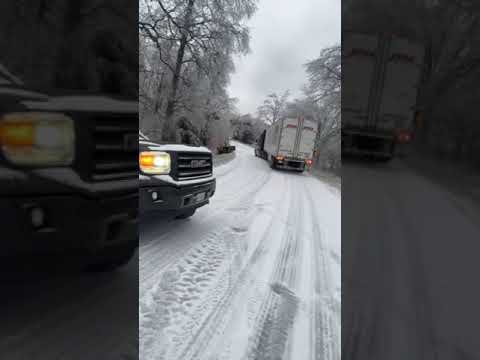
xmin=255 ymin=116 xmax=316 ymax=172
xmin=342 ymin=31 xmax=425 ymax=160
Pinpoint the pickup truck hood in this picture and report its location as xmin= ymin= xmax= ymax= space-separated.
xmin=21 ymin=95 xmax=138 ymax=113
xmin=140 ymin=140 xmax=211 ymax=154
xmin=0 ymin=84 xmax=48 ymax=103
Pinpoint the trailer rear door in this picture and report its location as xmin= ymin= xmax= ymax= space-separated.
xmin=377 ymin=35 xmax=424 ymax=131
xmin=298 ymin=119 xmax=317 ymax=158
xmin=278 ymin=118 xmax=299 ymax=157
xmin=342 ymin=33 xmax=379 ymax=129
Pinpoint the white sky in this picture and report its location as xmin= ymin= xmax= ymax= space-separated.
xmin=227 ymin=0 xmax=341 ymax=115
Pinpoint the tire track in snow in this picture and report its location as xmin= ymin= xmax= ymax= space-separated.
xmin=172 ymin=208 xmax=281 ymax=360
xmin=140 ymin=228 xmax=232 ymax=360
xmin=304 ymin=184 xmax=340 ymax=360
xmin=245 ymin=177 xmax=303 ymax=360
xmin=139 ymin=162 xmax=272 ymax=298
xmin=140 ymin=226 xmax=229 ymax=298
xmin=141 ymin=172 xmax=285 ymax=360
xmin=170 ymin=176 xmax=291 ymax=360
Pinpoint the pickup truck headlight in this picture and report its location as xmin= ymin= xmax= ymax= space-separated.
xmin=139 ymin=151 xmax=171 ymax=174
xmin=0 ymin=112 xmax=75 ymax=166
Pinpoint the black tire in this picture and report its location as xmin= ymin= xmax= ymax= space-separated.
xmin=269 ymin=157 xmax=276 ymax=169
xmin=88 ymin=245 xmax=136 ymax=272
xmin=379 ymin=155 xmax=393 ymax=162
xmin=175 ymin=208 xmax=196 ymax=219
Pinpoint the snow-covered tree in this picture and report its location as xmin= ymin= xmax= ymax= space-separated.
xmin=345 ymin=0 xmax=480 ymax=166
xmin=231 ymin=113 xmax=265 ymax=144
xmin=301 ymin=44 xmax=341 ymax=172
xmin=0 ymin=1 xmax=137 ymax=96
xmin=139 ymin=0 xmax=257 ymax=143
xmin=257 ymin=90 xmax=290 ymax=125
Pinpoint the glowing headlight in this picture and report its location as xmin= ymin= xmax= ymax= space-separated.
xmin=139 ymin=151 xmax=171 ymax=175
xmin=0 ymin=112 xmax=75 ymax=166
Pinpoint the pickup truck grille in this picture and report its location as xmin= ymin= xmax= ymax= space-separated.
xmin=175 ymin=152 xmax=213 ymax=181
xmin=89 ymin=116 xmax=138 ymax=182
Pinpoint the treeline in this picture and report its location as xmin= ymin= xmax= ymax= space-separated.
xmin=139 ymin=0 xmax=257 ymax=149
xmin=345 ymin=0 xmax=480 ymax=167
xmin=231 ymin=114 xmax=266 ymax=144
xmin=0 ymin=1 xmax=137 ymax=97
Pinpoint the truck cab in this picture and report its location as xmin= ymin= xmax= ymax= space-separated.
xmin=0 ymin=65 xmax=138 ymax=271
xmin=139 ymin=132 xmax=216 ymax=219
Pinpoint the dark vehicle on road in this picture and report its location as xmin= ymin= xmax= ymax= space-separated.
xmin=0 ymin=65 xmax=138 ymax=271
xmin=139 ymin=132 xmax=216 ymax=219
xmin=217 ymin=140 xmax=236 ymax=154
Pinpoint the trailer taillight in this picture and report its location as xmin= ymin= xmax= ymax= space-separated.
xmin=396 ymin=130 xmax=412 ymax=144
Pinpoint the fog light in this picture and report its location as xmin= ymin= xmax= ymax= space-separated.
xmin=30 ymin=207 xmax=45 ymax=228
xmin=151 ymin=191 xmax=158 ymax=201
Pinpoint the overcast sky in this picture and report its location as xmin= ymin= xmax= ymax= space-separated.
xmin=228 ymin=0 xmax=341 ymax=115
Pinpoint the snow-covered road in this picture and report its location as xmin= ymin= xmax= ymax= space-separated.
xmin=0 ymin=258 xmax=138 ymax=359
xmin=342 ymin=159 xmax=480 ymax=360
xmin=139 ymin=141 xmax=341 ymax=360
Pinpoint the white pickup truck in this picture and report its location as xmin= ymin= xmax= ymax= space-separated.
xmin=255 ymin=116 xmax=316 ymax=172
xmin=139 ymin=132 xmax=216 ymax=219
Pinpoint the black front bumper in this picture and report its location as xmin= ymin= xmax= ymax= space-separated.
xmin=275 ymin=159 xmax=306 ymax=171
xmin=1 ymin=191 xmax=138 ymax=258
xmin=342 ymin=128 xmax=396 ymax=157
xmin=140 ymin=178 xmax=216 ymax=215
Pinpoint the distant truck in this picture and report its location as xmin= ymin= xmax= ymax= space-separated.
xmin=217 ymin=141 xmax=236 ymax=154
xmin=255 ymin=117 xmax=316 ymax=172
xmin=139 ymin=132 xmax=216 ymax=219
xmin=342 ymin=31 xmax=425 ymax=160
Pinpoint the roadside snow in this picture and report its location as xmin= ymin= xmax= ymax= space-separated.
xmin=213 ymin=151 xmax=236 ymax=168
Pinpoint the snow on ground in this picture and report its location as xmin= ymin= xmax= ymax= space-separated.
xmin=0 ymin=257 xmax=138 ymax=360
xmin=342 ymin=158 xmax=480 ymax=360
xmin=139 ymin=141 xmax=341 ymax=360
xmin=213 ymin=151 xmax=236 ymax=168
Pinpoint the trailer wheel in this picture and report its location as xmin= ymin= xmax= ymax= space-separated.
xmin=269 ymin=157 xmax=276 ymax=169
xmin=378 ymin=152 xmax=393 ymax=162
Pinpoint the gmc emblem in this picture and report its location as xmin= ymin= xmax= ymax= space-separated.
xmin=191 ymin=159 xmax=207 ymax=168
